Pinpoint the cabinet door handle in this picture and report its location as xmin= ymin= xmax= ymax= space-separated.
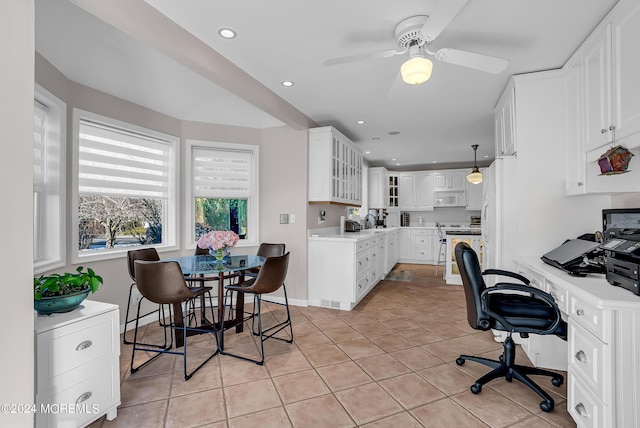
xmin=76 ymin=340 xmax=93 ymax=351
xmin=609 ymin=125 xmax=616 ymax=131
xmin=575 ymin=350 xmax=588 ymax=363
xmin=576 ymin=308 xmax=585 ymax=316
xmin=575 ymin=403 xmax=589 ymax=418
xmin=577 ymin=182 xmax=583 ymax=186
xmin=601 ymin=128 xmax=607 ymax=134
xmin=75 ymin=391 xmax=92 ymax=405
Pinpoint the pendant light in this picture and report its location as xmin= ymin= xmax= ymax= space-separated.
xmin=466 ymin=144 xmax=483 ymax=184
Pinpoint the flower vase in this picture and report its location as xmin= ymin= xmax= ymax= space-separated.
xmin=209 ymin=247 xmax=226 ymax=263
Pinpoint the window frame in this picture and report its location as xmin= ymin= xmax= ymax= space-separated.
xmin=185 ymin=139 xmax=259 ymax=250
xmin=71 ymin=109 xmax=180 ymax=263
xmin=33 ymin=84 xmax=67 ymax=274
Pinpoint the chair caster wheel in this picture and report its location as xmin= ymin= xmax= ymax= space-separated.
xmin=551 ymin=376 xmax=564 ymax=387
xmin=540 ymin=401 xmax=554 ymax=412
xmin=456 ymin=357 xmax=465 ymax=366
xmin=506 ymin=374 xmax=513 ymax=382
xmin=470 ymin=383 xmax=482 ymax=394
xmin=499 ymin=355 xmax=505 ymax=363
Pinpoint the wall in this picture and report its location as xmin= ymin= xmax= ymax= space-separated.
xmin=35 ymin=55 xmax=311 ymax=327
xmin=1 ymin=2 xmax=35 ymax=426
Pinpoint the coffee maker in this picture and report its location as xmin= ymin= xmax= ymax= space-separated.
xmin=368 ymin=209 xmax=388 ymax=228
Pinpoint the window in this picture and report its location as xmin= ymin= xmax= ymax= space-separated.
xmin=33 ymin=85 xmax=66 ymax=274
xmin=186 ymin=140 xmax=259 ymax=248
xmin=72 ymin=110 xmax=179 ymax=262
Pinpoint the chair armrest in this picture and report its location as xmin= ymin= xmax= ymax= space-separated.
xmin=480 ymin=283 xmax=562 ymax=335
xmin=483 ymin=269 xmax=530 ymax=285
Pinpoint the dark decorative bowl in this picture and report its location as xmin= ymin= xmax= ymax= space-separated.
xmin=34 ymin=289 xmax=90 ymax=315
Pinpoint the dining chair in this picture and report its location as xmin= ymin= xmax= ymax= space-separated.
xmin=130 ymin=260 xmax=219 ymax=380
xmin=123 ymin=248 xmax=170 ymax=347
xmin=221 ymin=252 xmax=292 ymax=365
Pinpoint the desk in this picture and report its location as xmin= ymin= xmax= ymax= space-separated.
xmin=171 ymin=254 xmax=265 ymax=348
xmin=516 ymin=257 xmax=640 ymax=428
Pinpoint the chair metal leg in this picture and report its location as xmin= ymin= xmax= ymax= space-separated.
xmin=123 ymin=282 xmax=170 ymax=348
xmin=435 ymin=241 xmax=446 ymax=278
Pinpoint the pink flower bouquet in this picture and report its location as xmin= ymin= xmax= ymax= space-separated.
xmin=197 ymin=230 xmax=240 ymax=251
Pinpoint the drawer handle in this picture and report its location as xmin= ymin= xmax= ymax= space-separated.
xmin=75 ymin=391 xmax=92 ymax=405
xmin=76 ymin=340 xmax=93 ymax=351
xmin=575 ymin=403 xmax=589 ymax=418
xmin=576 ymin=308 xmax=585 ymax=316
xmin=575 ymin=350 xmax=588 ymax=363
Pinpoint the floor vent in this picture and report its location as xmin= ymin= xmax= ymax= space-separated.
xmin=321 ymin=300 xmax=341 ymax=309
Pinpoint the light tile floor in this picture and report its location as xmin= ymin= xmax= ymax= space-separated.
xmin=90 ymin=263 xmax=576 ymax=428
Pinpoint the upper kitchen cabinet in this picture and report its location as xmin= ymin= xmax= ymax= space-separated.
xmin=465 ymin=174 xmax=483 ymax=211
xmin=563 ymin=0 xmax=640 ymax=194
xmin=494 ymin=79 xmax=517 ymax=157
xmin=308 ymin=126 xmax=363 ymax=206
xmin=399 ymin=172 xmax=434 ymax=211
xmin=368 ymin=167 xmax=387 ymax=208
xmin=433 ymin=170 xmax=466 ymax=191
xmin=387 ymin=173 xmax=399 ymax=209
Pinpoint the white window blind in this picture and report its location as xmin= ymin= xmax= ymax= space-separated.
xmin=33 ymin=100 xmax=47 ymax=193
xmin=192 ymin=147 xmax=253 ymax=198
xmin=78 ymin=120 xmax=171 ymax=198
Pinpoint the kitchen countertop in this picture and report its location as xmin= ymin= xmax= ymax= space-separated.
xmin=308 ymin=225 xmax=481 ymax=241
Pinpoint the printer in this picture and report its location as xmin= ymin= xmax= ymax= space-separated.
xmin=602 ymin=208 xmax=640 ymax=296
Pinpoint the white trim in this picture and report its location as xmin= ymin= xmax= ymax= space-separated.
xmin=71 ymin=109 xmax=180 ymax=264
xmin=184 ymin=139 xmax=259 ymax=249
xmin=33 ymin=84 xmax=66 ymax=274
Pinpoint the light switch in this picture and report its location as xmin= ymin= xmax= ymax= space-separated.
xmin=279 ymin=214 xmax=289 ymax=224
xmin=290 ymin=214 xmax=296 ymax=224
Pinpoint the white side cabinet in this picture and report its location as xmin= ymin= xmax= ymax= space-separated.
xmin=35 ymin=300 xmax=120 ymax=428
xmin=308 ymin=126 xmax=363 ymax=206
xmin=494 ymin=80 xmax=517 ymax=157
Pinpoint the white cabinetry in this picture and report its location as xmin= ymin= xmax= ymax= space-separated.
xmin=465 ymin=175 xmax=483 ymax=210
xmin=308 ymin=126 xmax=363 ymax=206
xmin=387 ymin=173 xmax=399 ymax=208
xmin=399 ymin=228 xmax=411 ymax=259
xmin=515 ymin=258 xmax=640 ymax=428
xmin=410 ymin=229 xmax=435 ymax=262
xmin=399 ymin=172 xmax=434 ymax=211
xmin=368 ymin=167 xmax=387 ymax=209
xmin=433 ymin=170 xmax=466 ymax=191
xmin=386 ymin=229 xmax=399 ymax=273
xmin=35 ymin=301 xmax=120 ymax=428
xmin=309 ymin=232 xmax=391 ymax=310
xmin=494 ymin=80 xmax=517 ymax=157
xmin=563 ymin=0 xmax=640 ymax=194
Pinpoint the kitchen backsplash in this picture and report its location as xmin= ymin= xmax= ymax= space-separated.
xmin=402 ymin=207 xmax=481 ymax=227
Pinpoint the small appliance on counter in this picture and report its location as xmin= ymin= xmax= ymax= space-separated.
xmin=344 ymin=219 xmax=361 ymax=232
xmin=470 ymin=216 xmax=481 ymax=227
xmin=400 ymin=212 xmax=410 ymax=227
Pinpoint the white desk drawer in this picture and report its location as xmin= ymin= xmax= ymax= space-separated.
xmin=568 ymin=320 xmax=610 ymax=400
xmin=570 ymin=295 xmax=611 ymax=343
xmin=37 ymin=310 xmax=118 ymax=390
xmin=568 ymin=371 xmax=607 ymax=428
xmin=546 ymin=278 xmax=568 ymax=313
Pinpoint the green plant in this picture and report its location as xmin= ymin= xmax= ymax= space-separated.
xmin=34 ymin=266 xmax=103 ymax=300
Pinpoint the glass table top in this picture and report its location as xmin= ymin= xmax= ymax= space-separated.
xmin=170 ymin=254 xmax=265 ymax=275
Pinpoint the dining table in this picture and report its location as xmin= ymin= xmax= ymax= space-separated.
xmin=170 ymin=254 xmax=265 ymax=349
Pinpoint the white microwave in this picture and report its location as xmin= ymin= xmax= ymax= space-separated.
xmin=434 ymin=191 xmax=466 ymax=207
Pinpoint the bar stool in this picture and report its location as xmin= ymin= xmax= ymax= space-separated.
xmin=435 ymin=223 xmax=447 ymax=279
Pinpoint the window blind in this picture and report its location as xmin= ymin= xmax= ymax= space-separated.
xmin=33 ymin=101 xmax=47 ymax=192
xmin=78 ymin=120 xmax=171 ymax=198
xmin=192 ymin=147 xmax=253 ymax=198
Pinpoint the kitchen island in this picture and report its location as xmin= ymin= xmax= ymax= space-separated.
xmin=444 ymin=229 xmax=482 ymax=285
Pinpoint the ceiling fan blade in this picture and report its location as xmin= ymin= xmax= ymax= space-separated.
xmin=323 ymin=48 xmax=404 ymax=66
xmin=434 ymin=48 xmax=508 ymax=74
xmin=420 ymin=0 xmax=469 ymax=42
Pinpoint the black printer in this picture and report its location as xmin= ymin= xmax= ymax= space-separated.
xmin=602 ymin=208 xmax=640 ymax=296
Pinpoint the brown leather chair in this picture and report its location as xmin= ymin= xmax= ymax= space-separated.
xmin=131 ymin=260 xmax=219 ymax=380
xmin=123 ymin=248 xmax=169 ymax=347
xmin=222 ymin=252 xmax=292 ymax=365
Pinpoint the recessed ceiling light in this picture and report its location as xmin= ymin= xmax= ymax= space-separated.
xmin=432 ymin=161 xmax=437 ymax=163
xmin=365 ymin=151 xmax=371 ymax=154
xmin=483 ymin=155 xmax=489 ymax=158
xmin=356 ymin=120 xmax=365 ymax=125
xmin=218 ymin=28 xmax=236 ymax=39
xmin=388 ymin=131 xmax=400 ymax=135
xmin=281 ymin=81 xmax=294 ymax=87
xmin=396 ymin=163 xmax=401 ymax=166
xmin=392 ymin=158 xmax=397 ymax=161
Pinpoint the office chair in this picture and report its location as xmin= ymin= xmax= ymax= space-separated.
xmin=454 ymin=242 xmax=566 ymax=412
xmin=222 ymin=252 xmax=292 ymax=365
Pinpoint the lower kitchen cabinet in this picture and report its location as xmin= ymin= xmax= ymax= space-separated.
xmin=308 ymin=229 xmax=398 ymax=310
xmin=35 ymin=300 xmax=120 ymax=428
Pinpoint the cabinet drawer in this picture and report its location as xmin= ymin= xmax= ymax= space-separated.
xmin=36 ymin=360 xmax=119 ymax=428
xmin=546 ymin=278 xmax=568 ymax=313
xmin=528 ymin=270 xmax=546 ymax=291
xmin=411 ymin=234 xmax=431 ymax=247
xmin=37 ymin=310 xmax=118 ymax=390
xmin=568 ymin=320 xmax=610 ymax=400
xmin=568 ymin=371 xmax=606 ymax=428
xmin=411 ymin=246 xmax=430 ymax=259
xmin=356 ymin=273 xmax=371 ymax=300
xmin=569 ymin=295 xmax=611 ymax=343
xmin=356 ymin=251 xmax=371 ymax=275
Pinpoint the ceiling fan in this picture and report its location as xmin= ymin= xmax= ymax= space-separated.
xmin=323 ymin=0 xmax=508 ymax=84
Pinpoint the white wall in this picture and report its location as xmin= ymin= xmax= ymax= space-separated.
xmin=0 ymin=1 xmax=35 ymax=427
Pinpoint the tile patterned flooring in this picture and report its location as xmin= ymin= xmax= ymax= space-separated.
xmin=89 ymin=263 xmax=577 ymax=428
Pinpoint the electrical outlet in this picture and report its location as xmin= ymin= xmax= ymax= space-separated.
xmin=290 ymin=214 xmax=296 ymax=224
xmin=279 ymin=213 xmax=289 ymax=224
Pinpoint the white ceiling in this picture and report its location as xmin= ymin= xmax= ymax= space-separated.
xmin=36 ymin=0 xmax=618 ymax=170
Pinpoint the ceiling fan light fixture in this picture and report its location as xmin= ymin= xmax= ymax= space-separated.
xmin=466 ymin=144 xmax=483 ymax=184
xmin=401 ymin=56 xmax=433 ymax=85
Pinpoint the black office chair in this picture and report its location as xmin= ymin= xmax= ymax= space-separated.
xmin=454 ymin=242 xmax=567 ymax=412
